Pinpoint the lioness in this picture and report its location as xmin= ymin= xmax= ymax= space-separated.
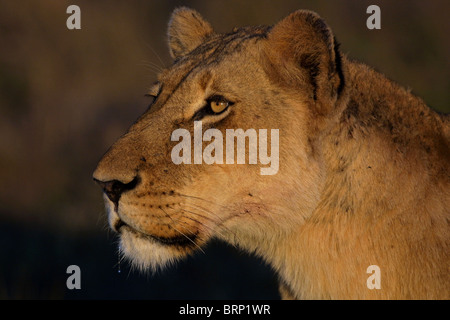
xmin=93 ymin=8 xmax=449 ymax=299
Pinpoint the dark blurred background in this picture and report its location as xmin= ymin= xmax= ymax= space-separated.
xmin=0 ymin=0 xmax=448 ymax=299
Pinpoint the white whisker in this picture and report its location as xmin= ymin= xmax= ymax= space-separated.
xmin=159 ymin=207 xmax=205 ymax=254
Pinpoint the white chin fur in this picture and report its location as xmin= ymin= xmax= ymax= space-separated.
xmin=118 ymin=229 xmax=181 ymax=273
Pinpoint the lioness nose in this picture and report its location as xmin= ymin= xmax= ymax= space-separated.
xmin=94 ymin=176 xmax=139 ymax=205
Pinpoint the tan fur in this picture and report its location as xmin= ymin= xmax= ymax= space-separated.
xmin=93 ymin=8 xmax=450 ymax=299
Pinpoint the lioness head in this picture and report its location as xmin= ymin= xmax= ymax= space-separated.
xmin=93 ymin=8 xmax=346 ymax=271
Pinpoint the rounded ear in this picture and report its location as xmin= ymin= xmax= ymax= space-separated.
xmin=264 ymin=10 xmax=345 ymax=110
xmin=167 ymin=7 xmax=214 ymax=59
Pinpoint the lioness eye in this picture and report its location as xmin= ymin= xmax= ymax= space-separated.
xmin=145 ymin=82 xmax=162 ymax=111
xmin=192 ymin=95 xmax=233 ymax=121
xmin=207 ymin=95 xmax=233 ymax=115
xmin=210 ymin=100 xmax=228 ymax=114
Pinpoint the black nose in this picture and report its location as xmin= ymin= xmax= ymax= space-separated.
xmin=94 ymin=176 xmax=140 ymax=206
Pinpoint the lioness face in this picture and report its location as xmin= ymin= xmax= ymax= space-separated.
xmin=93 ymin=8 xmax=340 ymax=271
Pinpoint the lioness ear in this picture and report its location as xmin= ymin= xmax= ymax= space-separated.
xmin=265 ymin=10 xmax=345 ymax=110
xmin=167 ymin=7 xmax=214 ymax=59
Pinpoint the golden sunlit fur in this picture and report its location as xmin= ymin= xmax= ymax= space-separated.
xmin=93 ymin=8 xmax=449 ymax=299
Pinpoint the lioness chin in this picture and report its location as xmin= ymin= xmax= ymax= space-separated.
xmin=93 ymin=7 xmax=449 ymax=299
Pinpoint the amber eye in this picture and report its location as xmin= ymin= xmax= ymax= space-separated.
xmin=210 ymin=100 xmax=229 ymax=114
xmin=207 ymin=95 xmax=233 ymax=115
xmin=193 ymin=95 xmax=233 ymax=121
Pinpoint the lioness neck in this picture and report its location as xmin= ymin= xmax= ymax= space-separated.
xmin=273 ymin=60 xmax=449 ymax=299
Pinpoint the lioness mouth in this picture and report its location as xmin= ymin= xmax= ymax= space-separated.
xmin=115 ymin=219 xmax=198 ymax=247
